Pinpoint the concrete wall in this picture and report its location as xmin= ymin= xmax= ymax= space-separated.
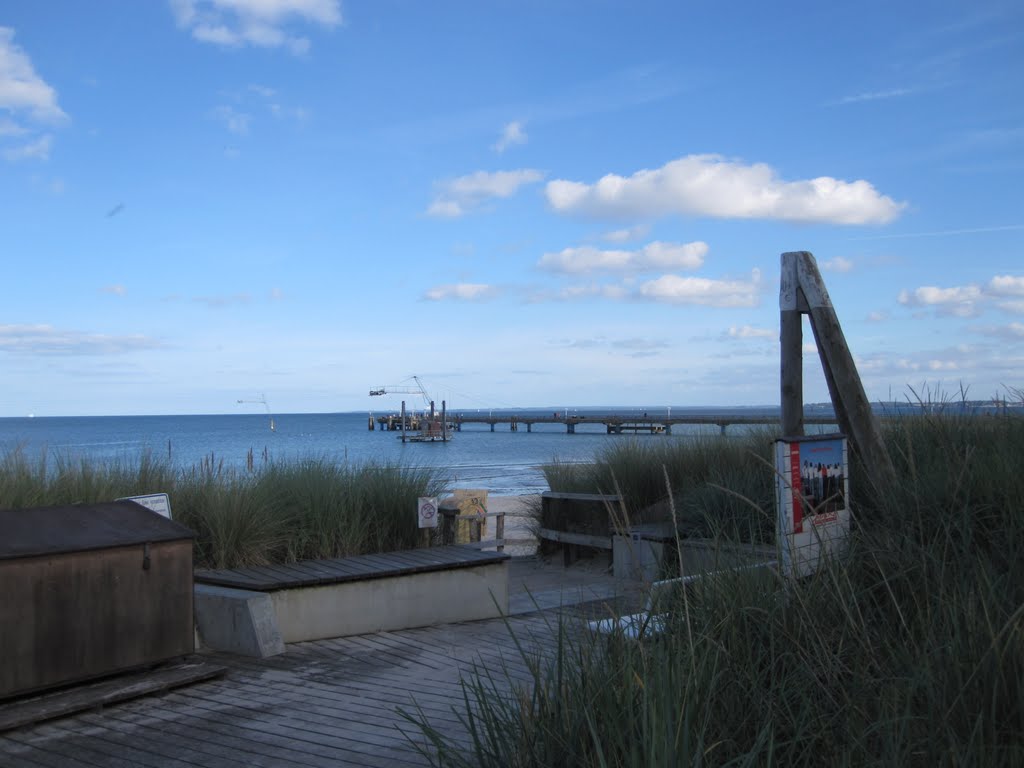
xmin=270 ymin=561 xmax=509 ymax=643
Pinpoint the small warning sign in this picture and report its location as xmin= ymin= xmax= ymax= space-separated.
xmin=120 ymin=492 xmax=172 ymax=519
xmin=418 ymin=497 xmax=439 ymax=528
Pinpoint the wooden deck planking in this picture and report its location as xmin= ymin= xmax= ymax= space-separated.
xmin=152 ymin=689 xmax=426 ymax=768
xmin=1 ymin=555 xmax=629 ymax=767
xmin=79 ymin=699 xmax=318 ymax=768
xmin=77 ymin=709 xmax=259 ymax=768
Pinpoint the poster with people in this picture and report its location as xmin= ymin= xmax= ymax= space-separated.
xmin=775 ymin=434 xmax=850 ymax=578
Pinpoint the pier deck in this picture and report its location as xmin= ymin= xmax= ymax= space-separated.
xmin=1 ymin=555 xmax=634 ymax=768
xmin=447 ymin=413 xmax=841 ymax=435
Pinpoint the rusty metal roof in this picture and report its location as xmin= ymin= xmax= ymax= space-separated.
xmin=0 ymin=501 xmax=194 ymax=560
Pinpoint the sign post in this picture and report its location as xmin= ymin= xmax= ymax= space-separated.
xmin=775 ymin=434 xmax=850 ymax=578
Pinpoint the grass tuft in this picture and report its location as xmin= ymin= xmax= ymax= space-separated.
xmin=415 ymin=412 xmax=1024 ymax=766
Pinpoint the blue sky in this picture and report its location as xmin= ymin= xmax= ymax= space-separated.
xmin=1 ymin=0 xmax=1022 ymax=416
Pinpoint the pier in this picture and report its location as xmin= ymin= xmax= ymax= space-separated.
xmin=375 ymin=412 xmax=841 ymax=436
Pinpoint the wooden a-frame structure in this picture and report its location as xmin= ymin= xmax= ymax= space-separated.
xmin=779 ymin=251 xmax=895 ymax=489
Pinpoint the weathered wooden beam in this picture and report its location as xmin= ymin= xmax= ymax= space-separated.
xmin=790 ymin=251 xmax=896 ymax=489
xmin=779 ymin=252 xmax=804 ymax=436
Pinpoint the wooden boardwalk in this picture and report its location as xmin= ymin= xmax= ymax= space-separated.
xmin=1 ymin=555 xmax=634 ymax=768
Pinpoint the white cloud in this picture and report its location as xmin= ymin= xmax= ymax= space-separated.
xmin=101 ymin=284 xmax=127 ymax=296
xmin=545 ymin=154 xmax=905 ymax=225
xmin=996 ymin=300 xmax=1024 ymax=315
xmin=898 ymin=284 xmax=982 ymax=317
xmin=728 ymin=325 xmax=775 ymax=340
xmin=552 ymin=336 xmax=669 ymax=358
xmin=528 ymin=283 xmax=629 ymax=302
xmin=538 ymin=240 xmax=707 ymax=275
xmin=427 ymin=169 xmax=545 ymax=218
xmin=602 ymin=224 xmax=649 ymax=243
xmin=170 ymin=0 xmax=341 ymax=54
xmin=833 ymin=88 xmax=913 ymax=106
xmin=898 ymin=275 xmax=1024 ymax=320
xmin=213 ymin=104 xmax=251 ymax=134
xmin=821 ymin=256 xmax=854 ymax=272
xmin=0 ymin=28 xmax=67 ymax=122
xmin=0 ymin=324 xmax=163 ymax=356
xmin=423 ymin=283 xmax=498 ymax=301
xmin=191 ymin=292 xmax=253 ymax=308
xmin=493 ymin=120 xmax=527 ymax=153
xmin=0 ymin=116 xmax=26 ymax=136
xmin=0 ymin=28 xmax=66 ymax=162
xmin=3 ymin=133 xmax=51 ymax=161
xmin=988 ymin=275 xmax=1024 ymax=296
xmin=637 ymin=268 xmax=762 ymax=307
xmin=866 ymin=310 xmax=889 ymax=322
xmin=974 ymin=322 xmax=1024 ymax=340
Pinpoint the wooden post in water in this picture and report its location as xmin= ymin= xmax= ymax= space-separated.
xmin=401 ymin=400 xmax=407 ymax=444
xmin=441 ymin=400 xmax=447 ymax=442
xmin=780 ymin=251 xmax=896 ymax=489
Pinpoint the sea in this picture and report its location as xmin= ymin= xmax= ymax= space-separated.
xmin=0 ymin=406 xmax=801 ymax=496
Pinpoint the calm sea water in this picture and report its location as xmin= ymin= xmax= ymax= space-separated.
xmin=0 ymin=407 xmax=791 ymax=495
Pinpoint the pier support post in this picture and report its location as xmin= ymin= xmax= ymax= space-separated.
xmin=490 ymin=422 xmax=495 ymax=432
xmin=527 ymin=423 xmax=532 ymax=433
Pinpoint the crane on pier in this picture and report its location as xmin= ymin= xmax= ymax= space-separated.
xmin=369 ymin=376 xmax=433 ymax=410
xmin=238 ymin=393 xmax=275 ymax=432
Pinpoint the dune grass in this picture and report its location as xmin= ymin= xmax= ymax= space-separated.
xmin=0 ymin=448 xmax=447 ymax=569
xmin=412 ymin=412 xmax=1024 ymax=766
xmin=544 ymin=431 xmax=778 ymax=543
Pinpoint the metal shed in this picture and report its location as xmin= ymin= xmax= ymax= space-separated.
xmin=0 ymin=500 xmax=195 ymax=700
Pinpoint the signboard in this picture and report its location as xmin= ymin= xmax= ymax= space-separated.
xmin=774 ymin=434 xmax=849 ymax=578
xmin=418 ymin=496 xmax=439 ymax=528
xmin=119 ymin=492 xmax=172 ymax=520
xmin=454 ymin=489 xmax=488 ymax=540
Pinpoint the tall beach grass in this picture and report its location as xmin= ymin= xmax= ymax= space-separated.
xmin=414 ymin=412 xmax=1024 ymax=766
xmin=0 ymin=447 xmax=447 ymax=569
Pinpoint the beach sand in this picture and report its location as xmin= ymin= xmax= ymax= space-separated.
xmin=443 ymin=492 xmax=541 ymax=556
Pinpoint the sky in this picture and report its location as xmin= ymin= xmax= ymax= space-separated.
xmin=1 ymin=0 xmax=1022 ymax=417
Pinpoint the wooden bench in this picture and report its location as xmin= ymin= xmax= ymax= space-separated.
xmin=539 ymin=492 xmax=623 ymax=565
xmin=194 ymin=545 xmax=510 ymax=647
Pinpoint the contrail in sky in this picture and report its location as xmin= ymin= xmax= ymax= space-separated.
xmin=852 ymin=224 xmax=1024 ymax=241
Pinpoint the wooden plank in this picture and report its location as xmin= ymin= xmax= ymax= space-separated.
xmin=794 ymin=251 xmax=897 ymax=490
xmin=79 ymin=709 xmax=256 ymax=768
xmin=84 ymin=701 xmax=317 ymax=768
xmin=198 ymin=545 xmax=508 ymax=591
xmin=779 ymin=252 xmax=804 ymax=437
xmin=3 ymin=729 xmax=139 ymax=768
xmin=156 ymin=688 xmax=425 ymax=768
xmin=0 ymin=660 xmax=225 ymax=733
xmin=537 ymin=528 xmax=613 ymax=549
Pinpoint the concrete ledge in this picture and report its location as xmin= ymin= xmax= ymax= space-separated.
xmin=194 ymin=584 xmax=286 ymax=658
xmin=271 ymin=561 xmax=509 ymax=643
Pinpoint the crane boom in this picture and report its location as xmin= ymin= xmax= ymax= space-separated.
xmin=368 ymin=376 xmax=432 ymax=407
xmin=237 ymin=393 xmax=275 ymax=431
